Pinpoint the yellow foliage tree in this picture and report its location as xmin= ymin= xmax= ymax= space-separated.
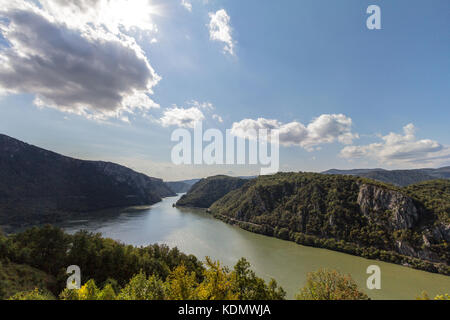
xmin=296 ymin=269 xmax=369 ymax=300
xmin=416 ymin=291 xmax=450 ymax=300
xmin=117 ymin=271 xmax=165 ymax=300
xmin=165 ymin=265 xmax=198 ymax=300
xmin=196 ymin=257 xmax=238 ymax=300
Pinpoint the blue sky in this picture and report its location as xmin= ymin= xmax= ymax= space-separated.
xmin=0 ymin=0 xmax=449 ymax=180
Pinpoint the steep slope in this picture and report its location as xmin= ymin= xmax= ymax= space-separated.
xmin=210 ymin=172 xmax=450 ymax=274
xmin=176 ymin=175 xmax=247 ymax=208
xmin=0 ymin=134 xmax=175 ymax=226
xmin=0 ymin=261 xmax=56 ymax=299
xmin=404 ymin=180 xmax=450 ymax=225
xmin=322 ymin=168 xmax=449 ymax=186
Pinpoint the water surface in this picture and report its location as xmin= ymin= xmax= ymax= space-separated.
xmin=60 ymin=195 xmax=450 ymax=299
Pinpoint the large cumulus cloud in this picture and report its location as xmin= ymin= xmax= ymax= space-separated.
xmin=0 ymin=1 xmax=160 ymax=120
xmin=231 ymin=114 xmax=358 ymax=151
xmin=340 ymin=123 xmax=449 ymax=166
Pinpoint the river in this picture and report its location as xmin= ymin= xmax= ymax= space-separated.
xmin=59 ymin=194 xmax=450 ymax=300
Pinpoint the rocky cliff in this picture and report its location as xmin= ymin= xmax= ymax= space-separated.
xmin=357 ymin=183 xmax=420 ymax=230
xmin=210 ymin=172 xmax=449 ymax=274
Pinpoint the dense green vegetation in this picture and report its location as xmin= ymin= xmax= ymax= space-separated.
xmin=210 ymin=173 xmax=450 ymax=275
xmin=405 ymin=179 xmax=450 ymax=224
xmin=56 ymin=257 xmax=285 ymax=300
xmin=0 ymin=226 xmax=284 ymax=300
xmin=0 ymin=261 xmax=56 ymax=299
xmin=0 ymin=225 xmax=203 ymax=297
xmin=176 ymin=175 xmax=248 ymax=208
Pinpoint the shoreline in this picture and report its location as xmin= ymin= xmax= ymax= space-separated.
xmin=209 ymin=212 xmax=450 ymax=277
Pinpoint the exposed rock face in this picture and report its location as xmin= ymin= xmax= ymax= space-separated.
xmin=434 ymin=224 xmax=450 ymax=242
xmin=357 ymin=183 xmax=449 ymax=263
xmin=357 ymin=184 xmax=419 ymax=230
xmin=0 ymin=134 xmax=175 ymax=225
xmin=209 ymin=172 xmax=450 ymax=272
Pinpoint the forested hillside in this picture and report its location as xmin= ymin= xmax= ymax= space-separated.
xmin=0 ymin=134 xmax=175 ymax=226
xmin=404 ymin=180 xmax=450 ymax=224
xmin=176 ymin=175 xmax=248 ymax=208
xmin=210 ymin=173 xmax=450 ymax=275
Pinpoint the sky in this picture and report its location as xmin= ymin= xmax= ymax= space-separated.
xmin=0 ymin=0 xmax=449 ymax=180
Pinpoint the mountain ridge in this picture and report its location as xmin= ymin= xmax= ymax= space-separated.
xmin=322 ymin=167 xmax=450 ymax=186
xmin=0 ymin=134 xmax=175 ymax=226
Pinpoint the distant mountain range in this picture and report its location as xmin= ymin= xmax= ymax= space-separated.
xmin=167 ymin=176 xmax=256 ymax=194
xmin=165 ymin=179 xmax=200 ymax=193
xmin=0 ymin=134 xmax=175 ymax=226
xmin=322 ymin=167 xmax=450 ymax=186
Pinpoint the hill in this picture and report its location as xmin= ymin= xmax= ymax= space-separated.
xmin=166 ymin=181 xmax=191 ymax=193
xmin=0 ymin=134 xmax=175 ymax=226
xmin=176 ymin=175 xmax=247 ymax=208
xmin=210 ymin=172 xmax=450 ymax=274
xmin=165 ymin=179 xmax=200 ymax=193
xmin=322 ymin=167 xmax=450 ymax=186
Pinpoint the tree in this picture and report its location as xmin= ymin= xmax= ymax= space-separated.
xmin=165 ymin=265 xmax=199 ymax=300
xmin=77 ymin=279 xmax=100 ymax=300
xmin=118 ymin=271 xmax=165 ymax=300
xmin=232 ymin=258 xmax=285 ymax=300
xmin=196 ymin=257 xmax=238 ymax=300
xmin=296 ymin=269 xmax=369 ymax=300
xmin=98 ymin=284 xmax=117 ymax=300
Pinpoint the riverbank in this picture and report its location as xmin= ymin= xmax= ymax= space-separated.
xmin=212 ymin=213 xmax=450 ymax=276
xmin=56 ymin=195 xmax=450 ymax=299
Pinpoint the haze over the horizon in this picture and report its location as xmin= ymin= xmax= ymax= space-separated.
xmin=0 ymin=0 xmax=449 ymax=180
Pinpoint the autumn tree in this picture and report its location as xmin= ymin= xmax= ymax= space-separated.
xmin=117 ymin=271 xmax=165 ymax=300
xmin=165 ymin=265 xmax=199 ymax=300
xmin=196 ymin=257 xmax=238 ymax=300
xmin=296 ymin=269 xmax=369 ymax=300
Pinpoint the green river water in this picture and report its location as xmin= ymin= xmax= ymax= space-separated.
xmin=60 ymin=194 xmax=450 ymax=300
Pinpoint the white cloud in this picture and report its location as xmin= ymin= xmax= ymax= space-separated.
xmin=160 ymin=106 xmax=205 ymax=128
xmin=231 ymin=114 xmax=358 ymax=151
xmin=37 ymin=0 xmax=160 ymax=35
xmin=213 ymin=114 xmax=223 ymax=123
xmin=187 ymin=100 xmax=214 ymax=111
xmin=208 ymin=9 xmax=235 ymax=55
xmin=0 ymin=0 xmax=161 ymax=120
xmin=340 ymin=124 xmax=448 ymax=166
xmin=181 ymin=0 xmax=192 ymax=12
